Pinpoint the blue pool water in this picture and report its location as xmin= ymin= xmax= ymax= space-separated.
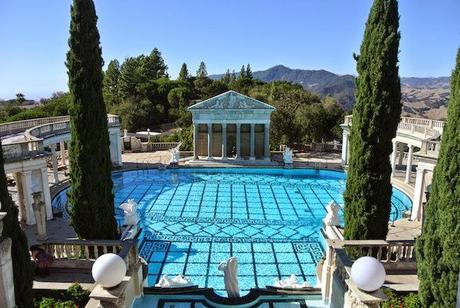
xmin=52 ymin=168 xmax=412 ymax=296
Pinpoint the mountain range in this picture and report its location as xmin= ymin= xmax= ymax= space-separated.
xmin=211 ymin=65 xmax=450 ymax=120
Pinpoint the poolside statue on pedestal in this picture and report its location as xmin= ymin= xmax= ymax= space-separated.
xmin=120 ymin=199 xmax=139 ymax=226
xmin=218 ymin=257 xmax=240 ymax=298
xmin=169 ymin=146 xmax=180 ymax=166
xmin=32 ymin=192 xmax=48 ymax=241
xmin=283 ymin=146 xmax=293 ymax=166
xmin=323 ymin=201 xmax=340 ymax=226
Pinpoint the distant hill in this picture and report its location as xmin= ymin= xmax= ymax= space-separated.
xmin=210 ymin=65 xmax=450 ymax=119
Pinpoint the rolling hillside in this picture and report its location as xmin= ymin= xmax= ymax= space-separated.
xmin=211 ymin=65 xmax=450 ymax=119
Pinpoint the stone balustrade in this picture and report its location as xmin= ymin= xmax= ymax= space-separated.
xmin=343 ymin=115 xmax=444 ymax=139
xmin=41 ymin=239 xmax=139 ymax=274
xmin=151 ymin=142 xmax=181 ymax=151
xmin=24 ymin=114 xmax=120 ymax=141
xmin=0 ymin=116 xmax=69 ymax=137
xmin=420 ymin=140 xmax=441 ymax=157
xmin=2 ymin=139 xmax=46 ymax=162
xmin=321 ymin=238 xmax=417 ymax=307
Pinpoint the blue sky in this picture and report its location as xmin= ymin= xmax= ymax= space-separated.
xmin=0 ymin=0 xmax=459 ymax=100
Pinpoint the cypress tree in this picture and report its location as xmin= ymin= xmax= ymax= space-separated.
xmin=178 ymin=63 xmax=189 ymax=81
xmin=416 ymin=49 xmax=460 ymax=307
xmin=0 ymin=144 xmax=34 ymax=307
xmin=66 ymin=0 xmax=118 ymax=239
xmin=344 ymin=0 xmax=401 ymax=241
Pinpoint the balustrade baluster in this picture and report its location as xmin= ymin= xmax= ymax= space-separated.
xmin=94 ymin=245 xmax=99 ymax=258
xmin=84 ymin=246 xmax=90 ymax=259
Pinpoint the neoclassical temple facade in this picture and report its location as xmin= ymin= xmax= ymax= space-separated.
xmin=188 ymin=91 xmax=275 ymax=161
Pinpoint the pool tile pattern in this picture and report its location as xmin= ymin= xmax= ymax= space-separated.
xmin=52 ymin=168 xmax=412 ymax=296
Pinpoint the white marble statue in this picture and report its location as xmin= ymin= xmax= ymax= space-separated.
xmin=273 ymin=274 xmax=310 ymax=288
xmin=323 ymin=201 xmax=340 ymax=226
xmin=169 ymin=147 xmax=180 ymax=164
xmin=31 ymin=192 xmax=47 ymax=241
xmin=283 ymin=146 xmax=293 ymax=164
xmin=155 ymin=275 xmax=195 ymax=288
xmin=218 ymin=257 xmax=240 ymax=298
xmin=120 ymin=199 xmax=139 ymax=226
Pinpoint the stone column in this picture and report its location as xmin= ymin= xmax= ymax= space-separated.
xmin=411 ymin=167 xmax=426 ymax=221
xmin=40 ymin=167 xmax=53 ymax=220
xmin=249 ymin=123 xmax=255 ymax=160
xmin=0 ymin=232 xmax=15 ymax=308
xmin=222 ymin=123 xmax=227 ymax=159
xmin=14 ymin=173 xmax=26 ymax=222
xmin=207 ymin=123 xmax=213 ymax=159
xmin=20 ymin=171 xmax=35 ymax=225
xmin=398 ymin=142 xmax=405 ymax=165
xmin=390 ymin=140 xmax=398 ymax=175
xmin=50 ymin=144 xmax=59 ymax=183
xmin=405 ymin=145 xmax=414 ymax=183
xmin=60 ymin=141 xmax=66 ymax=166
xmin=264 ymin=122 xmax=270 ymax=161
xmin=341 ymin=131 xmax=349 ymax=165
xmin=193 ymin=124 xmax=199 ymax=159
xmin=236 ymin=123 xmax=241 ymax=159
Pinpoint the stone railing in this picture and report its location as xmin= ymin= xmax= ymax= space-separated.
xmin=42 ymin=239 xmax=138 ymax=272
xmin=0 ymin=116 xmax=69 ymax=137
xmin=2 ymin=139 xmax=46 ymax=162
xmin=337 ymin=240 xmax=416 ymax=264
xmin=25 ymin=114 xmax=120 ymax=141
xmin=420 ymin=140 xmax=441 ymax=157
xmin=321 ymin=238 xmax=416 ymax=306
xmin=343 ymin=115 xmax=444 ymax=140
xmin=151 ymin=142 xmax=181 ymax=151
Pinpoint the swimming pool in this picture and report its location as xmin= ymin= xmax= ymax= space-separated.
xmin=52 ymin=168 xmax=412 ymax=296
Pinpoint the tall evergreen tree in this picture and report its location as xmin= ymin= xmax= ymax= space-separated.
xmin=416 ymin=49 xmax=460 ymax=307
xmin=66 ymin=0 xmax=118 ymax=239
xmin=239 ymin=65 xmax=246 ymax=79
xmin=246 ymin=64 xmax=253 ymax=80
xmin=103 ymin=59 xmax=120 ymax=107
xmin=141 ymin=48 xmax=168 ymax=80
xmin=344 ymin=0 xmax=401 ymax=241
xmin=196 ymin=61 xmax=208 ymax=78
xmin=178 ymin=63 xmax=189 ymax=81
xmin=222 ymin=69 xmax=231 ymax=85
xmin=118 ymin=57 xmax=142 ymax=99
xmin=0 ymin=144 xmax=33 ymax=306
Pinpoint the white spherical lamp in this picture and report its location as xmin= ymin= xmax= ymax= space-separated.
xmin=350 ymin=256 xmax=386 ymax=292
xmin=92 ymin=253 xmax=127 ymax=288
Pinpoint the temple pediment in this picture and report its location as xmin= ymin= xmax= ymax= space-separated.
xmin=188 ymin=91 xmax=275 ymax=110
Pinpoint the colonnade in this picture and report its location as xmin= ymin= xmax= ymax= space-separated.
xmin=193 ymin=122 xmax=270 ymax=161
xmin=342 ymin=131 xmax=417 ymax=184
xmin=13 ymin=167 xmax=53 ymax=225
xmin=49 ymin=141 xmax=68 ymax=183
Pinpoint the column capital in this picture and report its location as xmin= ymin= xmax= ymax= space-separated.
xmin=21 ymin=170 xmax=32 ymax=177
